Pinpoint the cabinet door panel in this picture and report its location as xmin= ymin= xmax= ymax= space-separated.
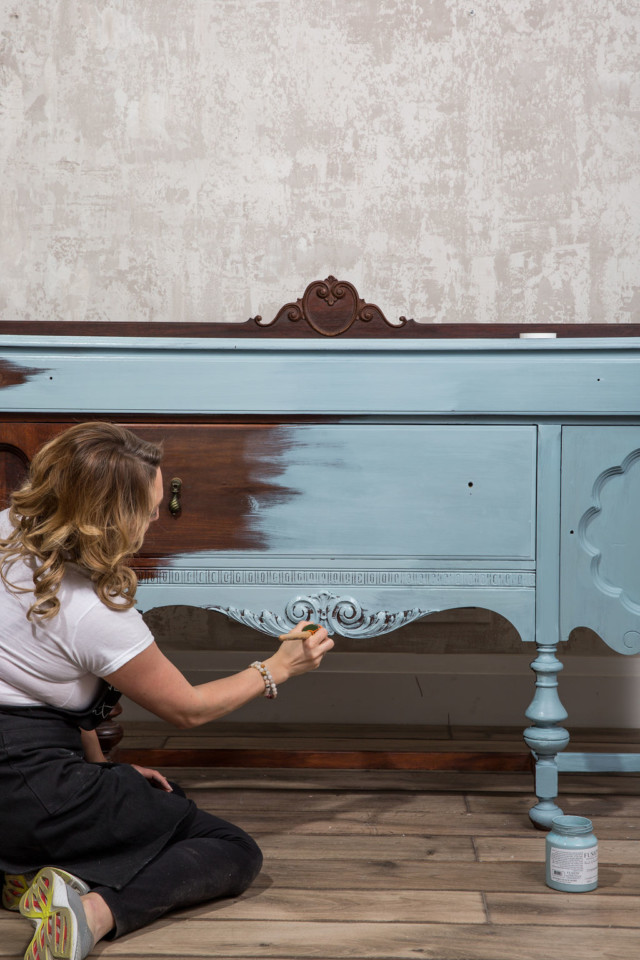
xmin=561 ymin=426 xmax=640 ymax=653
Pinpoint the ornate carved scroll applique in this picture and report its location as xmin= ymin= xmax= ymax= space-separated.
xmin=207 ymin=591 xmax=430 ymax=639
xmin=251 ymin=276 xmax=409 ymax=337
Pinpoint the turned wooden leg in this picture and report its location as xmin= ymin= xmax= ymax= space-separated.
xmin=523 ymin=641 xmax=570 ymax=829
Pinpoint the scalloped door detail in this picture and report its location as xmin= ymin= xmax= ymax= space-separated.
xmin=561 ymin=427 xmax=640 ymax=653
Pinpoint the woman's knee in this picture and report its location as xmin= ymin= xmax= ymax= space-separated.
xmin=248 ymin=835 xmax=263 ymax=877
xmin=232 ymin=835 xmax=263 ymax=894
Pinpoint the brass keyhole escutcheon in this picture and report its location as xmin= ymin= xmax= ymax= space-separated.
xmin=168 ymin=477 xmax=182 ymax=517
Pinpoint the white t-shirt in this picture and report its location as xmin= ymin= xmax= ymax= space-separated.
xmin=0 ymin=508 xmax=154 ymax=710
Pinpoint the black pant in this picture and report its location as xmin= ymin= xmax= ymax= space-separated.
xmin=93 ymin=808 xmax=263 ymax=938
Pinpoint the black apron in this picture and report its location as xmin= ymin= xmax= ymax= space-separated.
xmin=0 ymin=684 xmax=196 ymax=889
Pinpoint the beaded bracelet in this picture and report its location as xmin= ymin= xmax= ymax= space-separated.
xmin=249 ymin=661 xmax=278 ymax=699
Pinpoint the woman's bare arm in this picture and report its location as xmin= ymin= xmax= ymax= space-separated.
xmin=102 ymin=623 xmax=333 ymax=729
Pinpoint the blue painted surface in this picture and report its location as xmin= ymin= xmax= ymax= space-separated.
xmin=2 ymin=333 xmax=640 ymax=826
xmin=1 ymin=336 xmax=640 ymax=414
xmin=556 ymin=753 xmax=640 ymax=773
xmin=224 ymin=423 xmax=536 ymax=558
xmin=561 ymin=426 xmax=640 ymax=654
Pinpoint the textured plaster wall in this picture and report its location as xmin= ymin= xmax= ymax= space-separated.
xmin=1 ymin=0 xmax=639 ymax=325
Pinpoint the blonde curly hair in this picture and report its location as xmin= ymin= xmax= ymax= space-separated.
xmin=0 ymin=422 xmax=163 ymax=621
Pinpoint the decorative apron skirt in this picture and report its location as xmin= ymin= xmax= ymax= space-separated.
xmin=0 ymin=690 xmax=196 ymax=889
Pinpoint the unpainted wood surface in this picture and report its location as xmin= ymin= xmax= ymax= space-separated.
xmin=2 ymin=320 xmax=640 ymax=339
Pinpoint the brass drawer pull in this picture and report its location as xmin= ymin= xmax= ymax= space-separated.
xmin=168 ymin=477 xmax=182 ymax=517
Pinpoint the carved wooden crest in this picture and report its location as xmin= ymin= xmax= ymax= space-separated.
xmin=252 ymin=276 xmax=409 ymax=337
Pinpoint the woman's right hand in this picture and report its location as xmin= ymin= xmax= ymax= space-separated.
xmin=266 ymin=621 xmax=334 ymax=683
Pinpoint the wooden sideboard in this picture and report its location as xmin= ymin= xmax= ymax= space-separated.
xmin=2 ymin=279 xmax=640 ymax=828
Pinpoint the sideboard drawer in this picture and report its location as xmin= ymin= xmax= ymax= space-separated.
xmin=138 ymin=423 xmax=537 ymax=560
xmin=1 ymin=421 xmax=537 ymax=561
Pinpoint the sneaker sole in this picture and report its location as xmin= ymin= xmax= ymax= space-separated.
xmin=2 ymin=873 xmax=31 ymax=912
xmin=18 ymin=869 xmax=89 ymax=920
xmin=23 ymin=906 xmax=74 ymax=960
xmin=20 ymin=868 xmax=92 ymax=960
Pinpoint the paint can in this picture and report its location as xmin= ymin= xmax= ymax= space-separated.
xmin=545 ymin=815 xmax=598 ymax=892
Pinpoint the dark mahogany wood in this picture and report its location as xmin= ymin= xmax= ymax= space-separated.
xmin=2 ymin=320 xmax=639 ymax=338
xmin=0 ymin=420 xmax=298 ymax=555
xmin=113 ymin=746 xmax=533 ymax=772
xmin=0 ymin=357 xmax=44 ymax=385
xmin=95 ymin=702 xmax=125 ymax=757
xmin=122 ymin=423 xmax=294 ymax=555
xmin=0 ymin=444 xmax=29 ymax=510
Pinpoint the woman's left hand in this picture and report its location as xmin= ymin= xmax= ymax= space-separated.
xmin=130 ymin=763 xmax=173 ymax=792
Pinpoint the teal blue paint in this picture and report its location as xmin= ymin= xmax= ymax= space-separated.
xmin=252 ymin=424 xmax=536 ymax=559
xmin=561 ymin=426 xmax=640 ymax=654
xmin=557 ymin=752 xmax=640 ymax=773
xmin=524 ymin=424 xmax=569 ymax=829
xmin=546 ymin=816 xmax=598 ymax=892
xmin=1 ymin=336 xmax=640 ymax=415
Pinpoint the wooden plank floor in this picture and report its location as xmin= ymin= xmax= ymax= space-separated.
xmin=2 ymin=726 xmax=639 ymax=959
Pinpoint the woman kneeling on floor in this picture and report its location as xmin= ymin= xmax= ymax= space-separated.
xmin=0 ymin=422 xmax=333 ymax=960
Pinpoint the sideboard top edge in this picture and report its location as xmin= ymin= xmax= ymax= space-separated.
xmin=3 ymin=335 xmax=640 ymax=354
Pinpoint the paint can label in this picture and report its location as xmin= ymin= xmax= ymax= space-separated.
xmin=549 ymin=845 xmax=598 ymax=886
